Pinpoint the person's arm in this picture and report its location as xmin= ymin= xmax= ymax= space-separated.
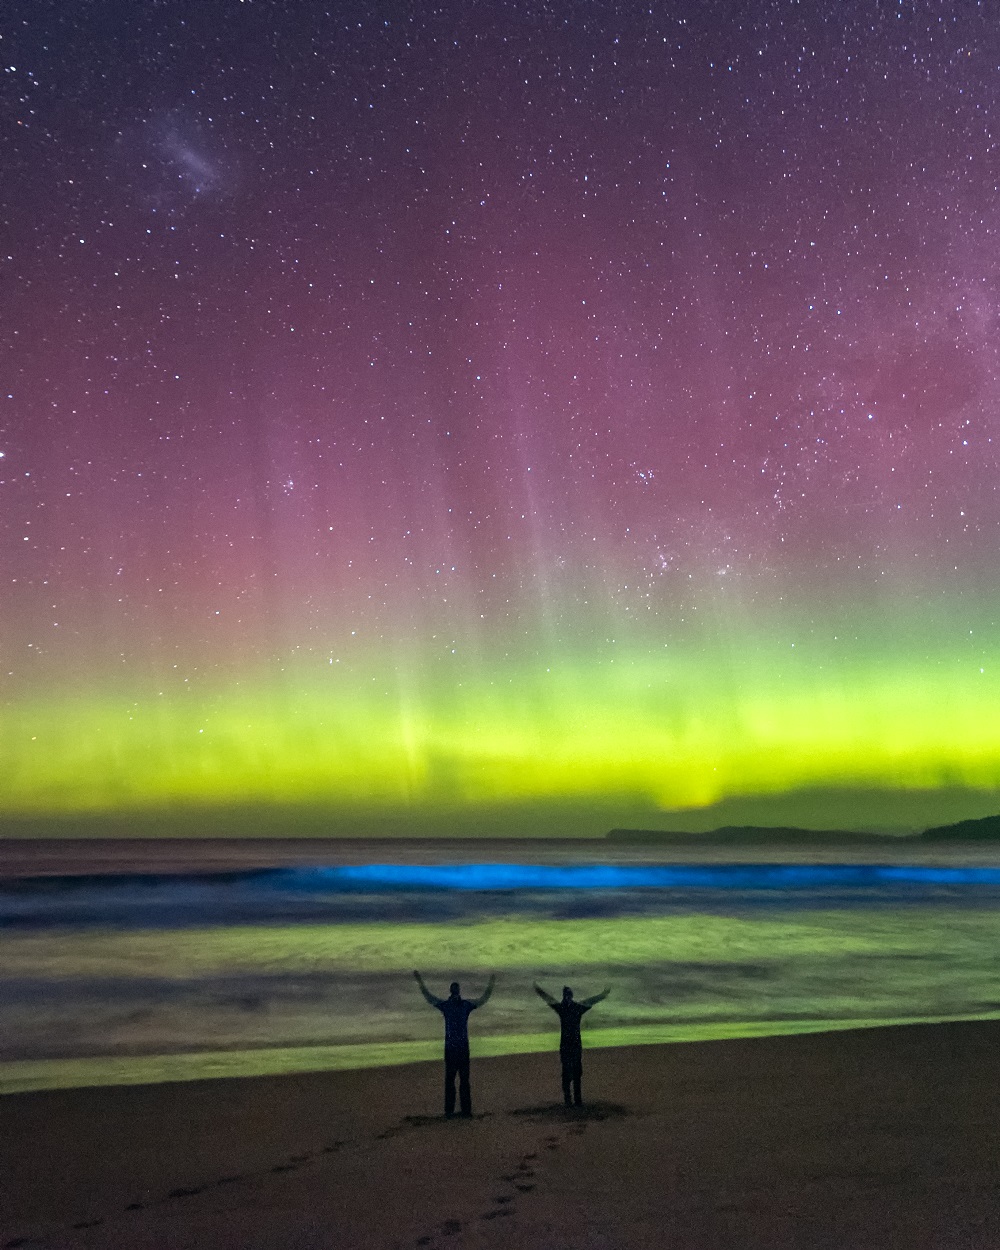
xmin=413 ymin=970 xmax=444 ymax=1008
xmin=580 ymin=987 xmax=611 ymax=1010
xmin=469 ymin=973 xmax=496 ymax=1009
xmin=533 ymin=982 xmax=558 ymax=1007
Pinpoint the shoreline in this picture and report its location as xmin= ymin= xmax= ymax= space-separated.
xmin=4 ymin=1008 xmax=1000 ymax=1097
xmin=5 ymin=1020 xmax=1000 ymax=1248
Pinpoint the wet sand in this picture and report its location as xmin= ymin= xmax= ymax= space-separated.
xmin=3 ymin=1019 xmax=1000 ymax=1248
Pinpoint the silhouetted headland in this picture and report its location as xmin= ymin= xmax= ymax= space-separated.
xmin=605 ymin=825 xmax=911 ymax=846
xmin=921 ymin=812 xmax=1000 ymax=840
xmin=608 ymin=813 xmax=1000 ymax=845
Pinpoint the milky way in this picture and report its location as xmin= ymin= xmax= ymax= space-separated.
xmin=3 ymin=1 xmax=999 ymax=830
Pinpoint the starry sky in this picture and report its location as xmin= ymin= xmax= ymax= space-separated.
xmin=3 ymin=0 xmax=1000 ymax=834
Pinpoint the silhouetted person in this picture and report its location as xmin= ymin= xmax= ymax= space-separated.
xmin=534 ymin=982 xmax=610 ymax=1106
xmin=414 ymin=970 xmax=495 ymax=1117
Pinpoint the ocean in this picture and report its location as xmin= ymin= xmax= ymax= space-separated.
xmin=3 ymin=851 xmax=1000 ymax=1094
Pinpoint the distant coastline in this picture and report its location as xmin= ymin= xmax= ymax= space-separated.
xmin=607 ymin=811 xmax=1000 ymax=844
xmin=605 ymin=825 xmax=906 ymax=845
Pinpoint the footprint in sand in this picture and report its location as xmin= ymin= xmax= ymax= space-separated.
xmin=71 ymin=1220 xmax=105 ymax=1230
xmin=439 ymin=1218 xmax=463 ymax=1235
xmin=168 ymin=1186 xmax=204 ymax=1198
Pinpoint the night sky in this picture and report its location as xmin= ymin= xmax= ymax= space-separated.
xmin=3 ymin=0 xmax=1000 ymax=831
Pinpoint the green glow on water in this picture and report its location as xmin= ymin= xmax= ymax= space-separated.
xmin=4 ymin=1013 xmax=999 ymax=1096
xmin=5 ymin=903 xmax=1000 ymax=1093
xmin=4 ymin=909 xmax=998 ymax=976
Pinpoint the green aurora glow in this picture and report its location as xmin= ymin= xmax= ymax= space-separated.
xmin=5 ymin=621 xmax=1000 ymax=827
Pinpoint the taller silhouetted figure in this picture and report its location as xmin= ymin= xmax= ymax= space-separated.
xmin=534 ymin=982 xmax=610 ymax=1106
xmin=414 ymin=970 xmax=496 ymax=1117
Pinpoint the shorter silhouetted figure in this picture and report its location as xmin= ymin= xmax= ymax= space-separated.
xmin=534 ymin=982 xmax=610 ymax=1106
xmin=414 ymin=970 xmax=495 ymax=1117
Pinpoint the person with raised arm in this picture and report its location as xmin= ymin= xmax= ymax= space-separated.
xmin=534 ymin=982 xmax=610 ymax=1107
xmin=414 ymin=970 xmax=496 ymax=1117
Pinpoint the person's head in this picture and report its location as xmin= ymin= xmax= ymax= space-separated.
xmin=562 ymin=986 xmax=574 ymax=1001
xmin=449 ymin=981 xmax=461 ymax=998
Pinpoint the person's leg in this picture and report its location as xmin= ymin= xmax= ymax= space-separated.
xmin=566 ymin=1051 xmax=583 ymax=1105
xmin=458 ymin=1055 xmax=472 ymax=1116
xmin=560 ymin=1056 xmax=572 ymax=1105
xmin=444 ymin=1054 xmax=458 ymax=1117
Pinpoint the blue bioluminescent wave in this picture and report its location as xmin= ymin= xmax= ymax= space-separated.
xmin=5 ymin=862 xmax=1000 ymax=932
xmin=285 ymin=862 xmax=1000 ymax=890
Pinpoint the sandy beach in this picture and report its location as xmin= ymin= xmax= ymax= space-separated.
xmin=4 ymin=1019 xmax=1000 ymax=1248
